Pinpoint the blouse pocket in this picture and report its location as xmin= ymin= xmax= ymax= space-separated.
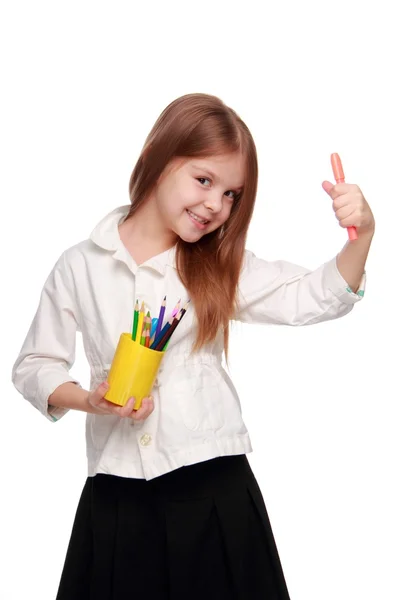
xmin=162 ymin=363 xmax=225 ymax=431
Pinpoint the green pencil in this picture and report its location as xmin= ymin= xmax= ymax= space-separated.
xmin=132 ymin=300 xmax=139 ymax=340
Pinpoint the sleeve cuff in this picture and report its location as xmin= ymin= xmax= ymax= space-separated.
xmin=324 ymin=257 xmax=366 ymax=305
xmin=47 ymin=405 xmax=69 ymax=422
xmin=37 ymin=374 xmax=81 ymax=422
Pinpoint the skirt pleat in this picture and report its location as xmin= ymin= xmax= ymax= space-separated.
xmin=56 ymin=455 xmax=291 ymax=600
xmin=55 ymin=478 xmax=93 ymax=598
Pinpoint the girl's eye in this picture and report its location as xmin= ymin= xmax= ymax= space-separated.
xmin=197 ymin=178 xmax=239 ymax=201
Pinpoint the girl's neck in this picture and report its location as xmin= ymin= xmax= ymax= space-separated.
xmin=118 ymin=201 xmax=177 ymax=266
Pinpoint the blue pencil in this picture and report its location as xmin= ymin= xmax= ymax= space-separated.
xmin=150 ymin=317 xmax=172 ymax=350
xmin=150 ymin=318 xmax=158 ymax=338
xmin=155 ymin=296 xmax=166 ymax=339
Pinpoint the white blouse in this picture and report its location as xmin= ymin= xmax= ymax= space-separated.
xmin=12 ymin=205 xmax=366 ymax=480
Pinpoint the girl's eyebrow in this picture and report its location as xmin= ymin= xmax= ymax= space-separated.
xmin=191 ymin=164 xmax=218 ymax=179
xmin=191 ymin=164 xmax=243 ymax=190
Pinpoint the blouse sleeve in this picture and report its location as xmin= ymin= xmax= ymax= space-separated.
xmin=234 ymin=250 xmax=366 ymax=325
xmin=11 ymin=251 xmax=81 ymax=422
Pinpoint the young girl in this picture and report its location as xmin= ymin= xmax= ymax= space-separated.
xmin=12 ymin=93 xmax=374 ymax=599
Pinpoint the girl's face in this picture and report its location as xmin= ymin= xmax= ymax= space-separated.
xmin=153 ymin=153 xmax=245 ymax=243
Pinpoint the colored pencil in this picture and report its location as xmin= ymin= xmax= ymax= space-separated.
xmin=155 ymin=312 xmax=182 ymax=351
xmin=131 ymin=299 xmax=139 ymax=340
xmin=150 ymin=316 xmax=173 ymax=350
xmin=141 ymin=312 xmax=151 ymax=345
xmin=140 ymin=315 xmax=146 ymax=345
xmin=161 ymin=301 xmax=190 ymax=350
xmin=155 ymin=296 xmax=166 ymax=339
xmin=150 ymin=317 xmax=158 ymax=338
xmin=144 ymin=326 xmax=150 ymax=347
xmin=178 ymin=300 xmax=190 ymax=320
xmin=152 ymin=299 xmax=180 ymax=351
xmin=136 ymin=301 xmax=145 ymax=343
xmin=172 ymin=299 xmax=181 ymax=318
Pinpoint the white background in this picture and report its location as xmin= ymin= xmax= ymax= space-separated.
xmin=1 ymin=1 xmax=399 ymax=599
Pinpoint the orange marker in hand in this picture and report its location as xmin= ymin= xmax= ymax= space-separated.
xmin=330 ymin=153 xmax=358 ymax=241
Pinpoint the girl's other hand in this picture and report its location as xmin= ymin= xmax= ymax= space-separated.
xmin=321 ymin=181 xmax=375 ymax=236
xmin=88 ymin=382 xmax=154 ymax=421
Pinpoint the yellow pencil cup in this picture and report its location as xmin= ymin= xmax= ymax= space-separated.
xmin=104 ymin=333 xmax=165 ymax=410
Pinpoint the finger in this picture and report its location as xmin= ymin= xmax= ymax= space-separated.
xmin=89 ymin=382 xmax=110 ymax=407
xmin=339 ymin=214 xmax=359 ymax=229
xmin=95 ymin=398 xmax=125 ymax=415
xmin=131 ymin=396 xmax=154 ymax=421
xmin=334 ymin=206 xmax=355 ymax=222
xmin=93 ymin=400 xmax=114 ymax=413
xmin=118 ymin=397 xmax=136 ymax=418
xmin=332 ymin=195 xmax=352 ymax=211
xmin=321 ymin=180 xmax=335 ymax=197
xmin=322 ymin=181 xmax=349 ymax=200
xmin=332 ymin=183 xmax=352 ymax=198
xmin=89 ymin=382 xmax=109 ymax=411
xmin=131 ymin=404 xmax=151 ymax=421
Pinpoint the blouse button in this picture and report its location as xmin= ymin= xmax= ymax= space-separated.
xmin=140 ymin=433 xmax=152 ymax=446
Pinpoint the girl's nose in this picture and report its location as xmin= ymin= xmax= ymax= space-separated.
xmin=204 ymin=193 xmax=223 ymax=213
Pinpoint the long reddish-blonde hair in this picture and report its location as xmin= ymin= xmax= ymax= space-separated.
xmin=126 ymin=93 xmax=258 ymax=357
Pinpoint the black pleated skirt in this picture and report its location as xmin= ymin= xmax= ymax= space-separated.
xmin=56 ymin=455 xmax=291 ymax=600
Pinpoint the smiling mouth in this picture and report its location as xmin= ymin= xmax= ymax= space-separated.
xmin=186 ymin=209 xmax=210 ymax=225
